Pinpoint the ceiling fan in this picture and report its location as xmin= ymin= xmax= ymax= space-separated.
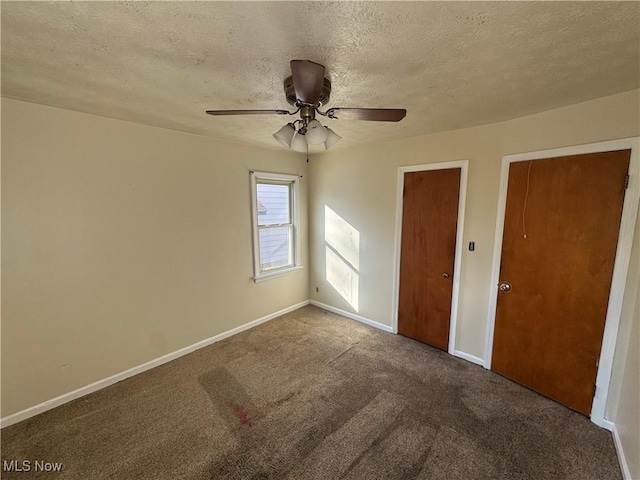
xmin=206 ymin=60 xmax=406 ymax=151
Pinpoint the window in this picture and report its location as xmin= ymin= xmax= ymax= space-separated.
xmin=250 ymin=171 xmax=301 ymax=282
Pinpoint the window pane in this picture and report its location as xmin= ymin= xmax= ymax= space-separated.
xmin=259 ymin=226 xmax=292 ymax=270
xmin=257 ymin=183 xmax=290 ymax=226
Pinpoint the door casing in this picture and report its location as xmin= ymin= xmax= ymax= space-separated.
xmin=392 ymin=160 xmax=469 ymax=356
xmin=484 ymin=138 xmax=640 ymax=429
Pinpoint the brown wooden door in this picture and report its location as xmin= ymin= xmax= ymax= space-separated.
xmin=398 ymin=168 xmax=461 ymax=350
xmin=492 ymin=150 xmax=630 ymax=415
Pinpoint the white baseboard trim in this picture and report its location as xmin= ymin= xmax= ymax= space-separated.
xmin=611 ymin=422 xmax=633 ymax=480
xmin=0 ymin=300 xmax=310 ymax=429
xmin=581 ymin=415 xmax=632 ymax=479
xmin=597 ymin=418 xmax=615 ymax=431
xmin=453 ymin=350 xmax=484 ymax=366
xmin=309 ymin=300 xmax=394 ymax=333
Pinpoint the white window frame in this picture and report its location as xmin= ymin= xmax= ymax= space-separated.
xmin=250 ymin=171 xmax=302 ymax=282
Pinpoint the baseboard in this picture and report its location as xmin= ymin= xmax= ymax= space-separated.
xmin=0 ymin=300 xmax=310 ymax=429
xmin=309 ymin=300 xmax=394 ymax=333
xmin=453 ymin=350 xmax=484 ymax=366
xmin=611 ymin=422 xmax=633 ymax=480
xmin=597 ymin=418 xmax=615 ymax=431
xmin=570 ymin=410 xmax=631 ymax=478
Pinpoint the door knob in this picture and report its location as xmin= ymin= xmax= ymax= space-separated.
xmin=499 ymin=282 xmax=512 ymax=292
xmin=443 ymin=273 xmax=450 ymax=278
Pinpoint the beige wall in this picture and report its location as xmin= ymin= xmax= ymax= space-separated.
xmin=1 ymin=98 xmax=309 ymax=417
xmin=309 ymin=88 xmax=640 ymax=473
xmin=615 ymin=286 xmax=639 ymax=479
xmin=609 ymin=213 xmax=640 ymax=479
xmin=310 ymin=89 xmax=639 ymax=359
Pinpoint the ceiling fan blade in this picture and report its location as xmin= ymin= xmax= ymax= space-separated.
xmin=206 ymin=109 xmax=291 ymax=116
xmin=290 ymin=60 xmax=325 ymax=106
xmin=325 ymin=108 xmax=406 ymax=122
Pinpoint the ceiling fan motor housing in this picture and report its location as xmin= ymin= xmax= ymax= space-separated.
xmin=284 ymin=76 xmax=331 ymax=107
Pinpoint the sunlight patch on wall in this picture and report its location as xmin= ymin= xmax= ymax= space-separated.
xmin=325 ymin=205 xmax=360 ymax=312
xmin=325 ymin=205 xmax=360 ymax=269
xmin=326 ymin=246 xmax=359 ymax=312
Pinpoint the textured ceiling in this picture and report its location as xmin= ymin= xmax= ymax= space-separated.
xmin=2 ymin=1 xmax=639 ymax=152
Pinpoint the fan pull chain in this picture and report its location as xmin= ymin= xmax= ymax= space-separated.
xmin=522 ymin=160 xmax=533 ymax=239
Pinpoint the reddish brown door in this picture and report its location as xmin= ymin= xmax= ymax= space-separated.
xmin=398 ymin=168 xmax=461 ymax=350
xmin=492 ymin=150 xmax=630 ymax=415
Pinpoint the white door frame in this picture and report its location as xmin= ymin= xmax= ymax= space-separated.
xmin=391 ymin=160 xmax=469 ymax=356
xmin=483 ymin=137 xmax=640 ymax=429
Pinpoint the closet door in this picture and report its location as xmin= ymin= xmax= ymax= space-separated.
xmin=398 ymin=168 xmax=461 ymax=351
xmin=492 ymin=150 xmax=630 ymax=415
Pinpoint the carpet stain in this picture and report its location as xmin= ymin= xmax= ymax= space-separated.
xmin=230 ymin=403 xmax=252 ymax=426
xmin=198 ymin=367 xmax=260 ymax=431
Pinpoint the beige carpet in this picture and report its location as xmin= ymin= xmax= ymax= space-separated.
xmin=1 ymin=305 xmax=621 ymax=479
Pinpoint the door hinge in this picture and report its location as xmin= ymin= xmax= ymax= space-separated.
xmin=624 ymin=174 xmax=629 ymax=190
xmin=593 ymin=384 xmax=598 ymax=398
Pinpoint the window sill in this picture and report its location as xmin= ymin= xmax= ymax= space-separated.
xmin=253 ymin=265 xmax=304 ymax=283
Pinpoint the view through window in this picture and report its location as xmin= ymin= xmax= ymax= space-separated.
xmin=251 ymin=172 xmax=300 ymax=280
xmin=257 ymin=182 xmax=292 ymax=270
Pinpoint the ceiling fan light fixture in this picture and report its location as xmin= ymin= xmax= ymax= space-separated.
xmin=324 ymin=127 xmax=341 ymax=150
xmin=208 ymin=60 xmax=406 ymax=151
xmin=290 ymin=132 xmax=308 ymax=153
xmin=305 ymin=119 xmax=329 ymax=145
xmin=273 ymin=123 xmax=296 ymax=148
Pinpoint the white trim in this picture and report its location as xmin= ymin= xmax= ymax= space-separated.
xmin=250 ymin=171 xmax=301 ymax=283
xmin=252 ymin=265 xmax=304 ymax=283
xmin=0 ymin=300 xmax=310 ymax=429
xmin=483 ymin=137 xmax=640 ymax=429
xmin=611 ymin=422 xmax=633 ymax=480
xmin=310 ymin=300 xmax=394 ymax=333
xmin=599 ymin=419 xmax=615 ymax=431
xmin=483 ymin=151 xmax=512 ymax=368
xmin=453 ymin=350 xmax=484 ymax=366
xmin=391 ymin=160 xmax=469 ymax=356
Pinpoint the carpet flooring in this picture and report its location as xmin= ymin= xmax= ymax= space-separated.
xmin=1 ymin=305 xmax=621 ymax=479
